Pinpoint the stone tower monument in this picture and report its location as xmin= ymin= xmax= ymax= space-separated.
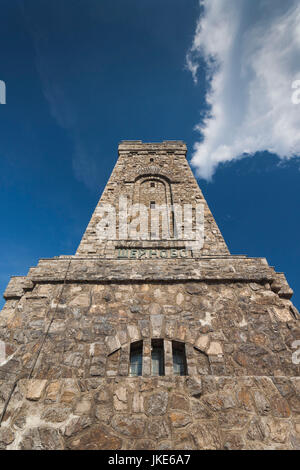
xmin=0 ymin=141 xmax=299 ymax=450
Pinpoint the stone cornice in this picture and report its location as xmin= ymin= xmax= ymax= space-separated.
xmin=25 ymin=256 xmax=276 ymax=284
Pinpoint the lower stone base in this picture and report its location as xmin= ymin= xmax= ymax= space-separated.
xmin=0 ymin=376 xmax=299 ymax=450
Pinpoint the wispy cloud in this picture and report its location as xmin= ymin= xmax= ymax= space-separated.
xmin=20 ymin=0 xmax=102 ymax=190
xmin=186 ymin=0 xmax=300 ymax=180
xmin=72 ymin=141 xmax=101 ymax=190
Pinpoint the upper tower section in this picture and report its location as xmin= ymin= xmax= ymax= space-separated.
xmin=76 ymin=141 xmax=229 ymax=258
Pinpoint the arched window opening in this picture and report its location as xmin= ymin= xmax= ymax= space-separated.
xmin=151 ymin=339 xmax=165 ymax=376
xmin=129 ymin=341 xmax=143 ymax=376
xmin=172 ymin=341 xmax=187 ymax=376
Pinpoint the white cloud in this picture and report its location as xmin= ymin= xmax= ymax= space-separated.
xmin=186 ymin=0 xmax=300 ymax=179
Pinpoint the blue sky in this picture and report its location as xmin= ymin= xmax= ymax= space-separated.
xmin=0 ymin=0 xmax=299 ymax=310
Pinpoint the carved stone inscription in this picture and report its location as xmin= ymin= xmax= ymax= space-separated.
xmin=116 ymin=248 xmax=192 ymax=259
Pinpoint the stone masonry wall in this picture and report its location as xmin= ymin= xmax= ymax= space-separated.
xmin=0 ymin=376 xmax=299 ymax=450
xmin=0 ymin=278 xmax=299 ymax=450
xmin=0 ymin=281 xmax=299 ymax=383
